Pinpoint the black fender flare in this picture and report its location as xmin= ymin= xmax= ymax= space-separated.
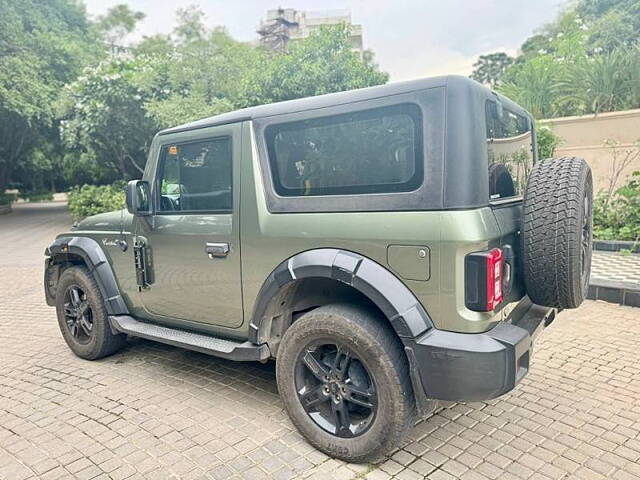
xmin=248 ymin=248 xmax=434 ymax=344
xmin=45 ymin=236 xmax=129 ymax=315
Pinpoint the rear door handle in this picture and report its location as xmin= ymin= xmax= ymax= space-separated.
xmin=205 ymin=242 xmax=229 ymax=259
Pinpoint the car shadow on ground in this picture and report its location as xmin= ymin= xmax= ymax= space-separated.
xmin=105 ymin=336 xmax=464 ymax=453
xmin=112 ymin=336 xmax=281 ymax=397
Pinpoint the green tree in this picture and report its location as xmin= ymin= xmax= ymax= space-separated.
xmin=557 ymin=48 xmax=634 ymax=114
xmin=148 ymin=28 xmax=263 ymax=122
xmin=470 ymin=52 xmax=514 ymax=87
xmin=578 ymin=0 xmax=640 ymax=51
xmin=59 ymin=57 xmax=159 ymax=180
xmin=499 ymin=56 xmax=561 ymax=118
xmin=520 ymin=34 xmax=553 ymax=59
xmin=477 ymin=2 xmax=640 ymax=119
xmin=0 ymin=0 xmax=99 ymax=192
xmin=58 ymin=17 xmax=390 ymax=181
xmin=243 ymin=25 xmax=388 ymax=106
xmin=96 ymin=4 xmax=145 ymax=46
xmin=173 ymin=6 xmax=207 ymax=45
xmin=134 ymin=34 xmax=174 ymax=56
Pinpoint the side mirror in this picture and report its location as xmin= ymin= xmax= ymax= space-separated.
xmin=125 ymin=180 xmax=152 ymax=216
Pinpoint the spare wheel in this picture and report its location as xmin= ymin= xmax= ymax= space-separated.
xmin=521 ymin=156 xmax=593 ymax=309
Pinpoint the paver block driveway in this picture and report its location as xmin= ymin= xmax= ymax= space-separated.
xmin=1 ymin=202 xmax=640 ymax=480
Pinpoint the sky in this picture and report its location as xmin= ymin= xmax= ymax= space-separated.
xmin=83 ymin=0 xmax=567 ymax=81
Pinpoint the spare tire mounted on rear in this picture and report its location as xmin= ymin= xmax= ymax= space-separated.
xmin=522 ymin=156 xmax=593 ymax=309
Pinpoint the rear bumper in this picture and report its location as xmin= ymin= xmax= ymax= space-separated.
xmin=407 ymin=297 xmax=555 ymax=402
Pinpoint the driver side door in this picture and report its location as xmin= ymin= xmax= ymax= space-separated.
xmin=136 ymin=123 xmax=243 ymax=329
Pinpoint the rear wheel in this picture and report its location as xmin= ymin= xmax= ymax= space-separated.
xmin=56 ymin=266 xmax=126 ymax=360
xmin=276 ymin=304 xmax=415 ymax=463
xmin=522 ymin=157 xmax=593 ymax=308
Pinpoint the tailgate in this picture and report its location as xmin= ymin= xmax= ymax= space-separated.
xmin=491 ymin=200 xmax=526 ymax=310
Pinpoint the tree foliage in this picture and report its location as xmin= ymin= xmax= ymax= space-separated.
xmin=61 ymin=16 xmax=389 ymax=182
xmin=470 ymin=52 xmax=514 ymax=88
xmin=243 ymin=25 xmax=388 ymax=106
xmin=59 ymin=57 xmax=158 ymax=181
xmin=96 ymin=4 xmax=145 ymax=45
xmin=473 ymin=1 xmax=640 ymax=119
xmin=0 ymin=2 xmax=389 ymax=191
xmin=0 ymin=0 xmax=100 ymax=192
xmin=578 ymin=0 xmax=640 ymax=51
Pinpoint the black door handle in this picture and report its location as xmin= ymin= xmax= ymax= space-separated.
xmin=205 ymin=242 xmax=229 ymax=258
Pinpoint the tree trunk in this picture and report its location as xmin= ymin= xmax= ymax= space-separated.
xmin=126 ymin=153 xmax=145 ymax=176
xmin=117 ymin=154 xmax=128 ymax=180
xmin=0 ymin=162 xmax=10 ymax=193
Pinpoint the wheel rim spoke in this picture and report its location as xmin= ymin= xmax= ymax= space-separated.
xmin=344 ymin=384 xmax=375 ymax=409
xmin=77 ymin=301 xmax=89 ymax=317
xmin=302 ymin=350 xmax=331 ymax=381
xmin=79 ymin=315 xmax=93 ymax=336
xmin=331 ymin=347 xmax=351 ymax=380
xmin=69 ymin=287 xmax=81 ymax=307
xmin=64 ymin=304 xmax=77 ymax=318
xmin=331 ymin=399 xmax=351 ymax=435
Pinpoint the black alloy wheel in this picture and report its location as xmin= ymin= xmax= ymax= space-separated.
xmin=63 ymin=285 xmax=94 ymax=344
xmin=295 ymin=342 xmax=377 ymax=438
xmin=56 ymin=266 xmax=126 ymax=360
xmin=276 ymin=303 xmax=416 ymax=462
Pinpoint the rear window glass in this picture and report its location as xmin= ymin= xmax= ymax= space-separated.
xmin=265 ymin=104 xmax=423 ymax=197
xmin=486 ymin=100 xmax=533 ymax=200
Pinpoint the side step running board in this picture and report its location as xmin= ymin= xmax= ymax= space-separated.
xmin=109 ymin=315 xmax=270 ymax=362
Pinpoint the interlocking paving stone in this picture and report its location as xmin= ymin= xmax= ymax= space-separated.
xmin=1 ymin=202 xmax=639 ymax=480
xmin=591 ymin=251 xmax=640 ymax=289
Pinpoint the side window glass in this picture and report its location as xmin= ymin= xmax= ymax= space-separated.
xmin=157 ymin=138 xmax=232 ymax=212
xmin=265 ymin=104 xmax=423 ymax=197
xmin=486 ymin=100 xmax=533 ymax=200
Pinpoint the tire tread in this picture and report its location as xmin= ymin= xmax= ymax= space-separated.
xmin=522 ymin=156 xmax=592 ymax=308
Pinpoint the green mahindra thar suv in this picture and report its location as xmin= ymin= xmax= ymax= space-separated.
xmin=44 ymin=76 xmax=593 ymax=462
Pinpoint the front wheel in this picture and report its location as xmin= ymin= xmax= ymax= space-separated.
xmin=55 ymin=266 xmax=126 ymax=360
xmin=276 ymin=304 xmax=415 ymax=463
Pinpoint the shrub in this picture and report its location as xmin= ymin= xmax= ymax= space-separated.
xmin=68 ymin=182 xmax=126 ymax=220
xmin=0 ymin=193 xmax=16 ymax=205
xmin=536 ymin=124 xmax=562 ymax=159
xmin=18 ymin=191 xmax=54 ymax=202
xmin=593 ymin=171 xmax=640 ymax=242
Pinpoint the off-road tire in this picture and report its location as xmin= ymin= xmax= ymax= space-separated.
xmin=522 ymin=157 xmax=593 ymax=309
xmin=56 ymin=266 xmax=126 ymax=360
xmin=276 ymin=303 xmax=415 ymax=463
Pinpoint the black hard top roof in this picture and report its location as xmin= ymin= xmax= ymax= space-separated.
xmin=158 ymin=75 xmax=522 ymax=135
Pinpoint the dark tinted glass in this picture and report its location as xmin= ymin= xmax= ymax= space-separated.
xmin=265 ymin=104 xmax=423 ymax=197
xmin=486 ymin=100 xmax=533 ymax=200
xmin=157 ymin=138 xmax=232 ymax=212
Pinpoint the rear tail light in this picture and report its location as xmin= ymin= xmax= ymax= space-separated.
xmin=465 ymin=248 xmax=504 ymax=312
